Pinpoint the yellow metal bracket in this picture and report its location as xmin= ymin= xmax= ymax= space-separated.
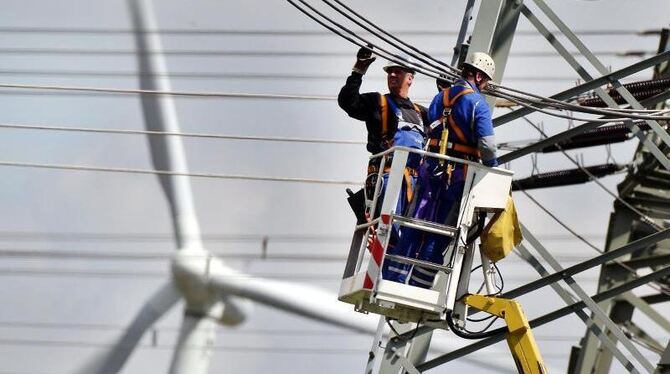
xmin=463 ymin=294 xmax=547 ymax=374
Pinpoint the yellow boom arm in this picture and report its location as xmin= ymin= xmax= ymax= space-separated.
xmin=463 ymin=294 xmax=547 ymax=374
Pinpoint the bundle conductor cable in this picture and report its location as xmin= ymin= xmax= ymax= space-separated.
xmin=320 ymin=0 xmax=459 ymax=75
xmin=491 ymin=89 xmax=670 ymax=124
xmin=284 ymin=0 xmax=454 ymax=81
xmin=490 ymin=82 xmax=670 ymax=118
xmin=0 ymin=122 xmax=365 ymax=146
xmin=287 ymin=0 xmax=670 ymax=123
xmin=0 ymin=160 xmax=358 ymax=186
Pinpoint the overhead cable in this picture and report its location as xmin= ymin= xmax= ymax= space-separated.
xmin=0 ymin=248 xmax=595 ymax=263
xmin=0 ymin=230 xmax=602 ymax=242
xmin=321 ymin=0 xmax=458 ymax=75
xmin=284 ymin=0 xmax=454 ymax=81
xmin=490 ymin=89 xmax=670 ymax=123
xmin=490 ymin=84 xmax=670 ymax=119
xmin=0 ymin=160 xmax=358 ymax=186
xmin=0 ymin=122 xmax=365 ymax=145
xmin=0 ymin=26 xmax=651 ymax=36
xmin=0 ymin=47 xmax=650 ymax=58
xmin=0 ymin=69 xmax=608 ymax=82
xmin=0 ymin=83 xmax=336 ymax=100
xmin=288 ymin=0 xmax=670 ymax=123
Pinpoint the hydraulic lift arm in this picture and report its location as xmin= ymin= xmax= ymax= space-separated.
xmin=463 ymin=294 xmax=547 ymax=374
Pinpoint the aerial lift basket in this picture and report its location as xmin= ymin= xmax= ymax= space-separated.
xmin=338 ymin=146 xmax=513 ymax=324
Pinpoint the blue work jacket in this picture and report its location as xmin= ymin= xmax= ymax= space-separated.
xmin=427 ymin=80 xmax=498 ymax=167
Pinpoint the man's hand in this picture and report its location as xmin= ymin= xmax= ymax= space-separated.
xmin=352 ymin=45 xmax=376 ymax=75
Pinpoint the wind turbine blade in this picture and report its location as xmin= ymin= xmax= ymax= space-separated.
xmin=168 ymin=304 xmax=222 ymax=374
xmin=205 ymin=263 xmax=522 ymax=372
xmin=77 ymin=281 xmax=180 ymax=374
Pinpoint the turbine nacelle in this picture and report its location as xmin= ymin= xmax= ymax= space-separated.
xmin=171 ymin=247 xmax=252 ymax=326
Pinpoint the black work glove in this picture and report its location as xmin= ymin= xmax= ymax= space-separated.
xmin=436 ymin=75 xmax=451 ymax=92
xmin=352 ymin=45 xmax=376 ymax=75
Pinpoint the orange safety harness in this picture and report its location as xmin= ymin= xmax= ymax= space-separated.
xmin=379 ymin=94 xmax=423 ymax=150
xmin=367 ymin=94 xmax=424 ymax=206
xmin=427 ymin=87 xmax=481 ymax=159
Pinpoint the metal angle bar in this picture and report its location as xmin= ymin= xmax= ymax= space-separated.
xmin=521 ymin=4 xmax=670 ymax=170
xmin=501 ymin=228 xmax=670 ymax=300
xmin=451 ymin=0 xmax=476 ymax=67
xmin=532 ymin=0 xmax=670 ymax=148
xmin=621 ymin=292 xmax=670 ymax=334
xmin=529 ymin=0 xmax=670 ymax=170
xmin=390 ymin=346 xmax=422 ymax=374
xmin=498 ymin=88 xmax=670 ymax=164
xmin=642 ymin=293 xmax=670 ymax=305
xmin=394 ymin=228 xmax=670 ymax=342
xmin=515 ymin=244 xmax=639 ymax=374
xmin=492 ymin=50 xmax=670 ymax=127
xmin=416 ymin=264 xmax=670 ymax=372
xmin=521 ymin=225 xmax=655 ymax=372
xmin=608 ymin=254 xmax=670 ymax=270
xmin=364 ymin=317 xmax=387 ymax=374
xmin=658 ymin=341 xmax=670 ymax=371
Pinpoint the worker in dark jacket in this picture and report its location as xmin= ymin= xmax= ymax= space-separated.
xmin=338 ymin=46 xmax=428 ymax=283
xmin=396 ymin=52 xmax=499 ymax=289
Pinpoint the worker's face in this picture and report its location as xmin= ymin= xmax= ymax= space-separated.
xmin=387 ymin=67 xmax=413 ymax=95
xmin=475 ymin=71 xmax=490 ymax=90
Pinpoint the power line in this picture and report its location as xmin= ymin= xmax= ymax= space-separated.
xmin=0 ymin=83 xmax=336 ymax=101
xmin=0 ymin=231 xmax=605 ymax=242
xmin=0 ymin=47 xmax=651 ymax=57
xmin=0 ymin=26 xmax=652 ymax=36
xmin=0 ymin=319 xmax=592 ymax=341
xmin=0 ymin=248 xmax=598 ymax=263
xmin=0 ymin=160 xmax=359 ymax=186
xmin=0 ymin=69 xmax=636 ymax=82
xmin=0 ymin=337 xmax=367 ymax=355
xmin=0 ymin=122 xmax=366 ymax=146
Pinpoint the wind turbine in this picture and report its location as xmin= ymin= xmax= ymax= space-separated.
xmin=78 ymin=1 xmax=520 ymax=373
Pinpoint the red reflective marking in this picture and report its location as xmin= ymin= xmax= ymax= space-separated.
xmin=364 ymin=274 xmax=374 ymax=289
xmin=370 ymin=239 xmax=384 ymax=264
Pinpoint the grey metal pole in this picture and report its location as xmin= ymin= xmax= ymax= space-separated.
xmin=467 ymin=0 xmax=523 ymax=112
xmin=451 ymin=0 xmax=476 ymax=67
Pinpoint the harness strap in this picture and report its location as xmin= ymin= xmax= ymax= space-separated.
xmin=412 ymin=103 xmax=422 ymax=116
xmin=380 ymin=94 xmax=389 ymax=140
xmin=428 ymin=138 xmax=480 ymax=157
xmin=437 ymin=86 xmax=476 ymax=154
xmin=448 ymin=115 xmax=468 ymax=144
xmin=403 ymin=167 xmax=414 ymax=203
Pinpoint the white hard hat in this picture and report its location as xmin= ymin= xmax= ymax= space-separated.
xmin=383 ymin=54 xmax=416 ymax=74
xmin=463 ymin=52 xmax=495 ymax=80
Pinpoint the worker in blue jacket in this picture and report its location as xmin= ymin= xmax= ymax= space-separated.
xmin=396 ymin=52 xmax=499 ymax=288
